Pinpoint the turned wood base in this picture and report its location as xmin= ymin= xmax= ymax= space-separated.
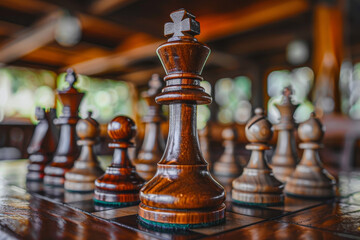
xmin=94 ymin=166 xmax=144 ymax=205
xmin=232 ymin=191 xmax=284 ymax=206
xmin=27 ymin=154 xmax=49 ymax=181
xmin=44 ymin=156 xmax=76 ymax=186
xmin=65 ymin=168 xmax=103 ymax=192
xmin=284 ymin=168 xmax=336 ymax=199
xmin=139 ymin=203 xmax=226 ymax=226
xmin=270 ymin=162 xmax=295 ymax=183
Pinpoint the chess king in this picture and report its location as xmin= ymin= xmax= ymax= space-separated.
xmin=138 ymin=9 xmax=226 ymax=229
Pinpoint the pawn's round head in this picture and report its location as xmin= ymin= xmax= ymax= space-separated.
xmin=222 ymin=127 xmax=236 ymax=141
xmin=245 ymin=108 xmax=273 ymax=143
xmin=107 ymin=116 xmax=137 ymax=142
xmin=76 ymin=112 xmax=99 ymax=140
xmin=298 ymin=112 xmax=324 ymax=143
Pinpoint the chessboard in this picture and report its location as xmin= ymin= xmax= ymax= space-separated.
xmin=0 ymin=159 xmax=360 ymax=240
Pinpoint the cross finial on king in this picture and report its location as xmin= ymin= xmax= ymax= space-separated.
xmin=65 ymin=68 xmax=77 ymax=88
xmin=164 ymin=9 xmax=200 ymax=39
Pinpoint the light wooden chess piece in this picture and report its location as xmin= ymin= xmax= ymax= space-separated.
xmin=134 ymin=74 xmax=165 ymax=181
xmin=64 ymin=112 xmax=104 ymax=193
xmin=284 ymin=112 xmax=336 ymax=198
xmin=214 ymin=127 xmax=242 ymax=195
xmin=44 ymin=69 xmax=84 ymax=186
xmin=232 ymin=108 xmax=284 ymax=206
xmin=270 ymin=87 xmax=299 ymax=182
xmin=139 ymin=9 xmax=226 ymax=229
xmin=94 ymin=116 xmax=145 ymax=206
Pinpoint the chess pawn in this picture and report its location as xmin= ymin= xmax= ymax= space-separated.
xmin=214 ymin=127 xmax=242 ymax=195
xmin=27 ymin=107 xmax=57 ymax=181
xmin=64 ymin=112 xmax=104 ymax=192
xmin=270 ymin=87 xmax=299 ymax=182
xmin=139 ymin=9 xmax=226 ymax=229
xmin=134 ymin=74 xmax=166 ymax=181
xmin=284 ymin=113 xmax=336 ymax=198
xmin=44 ymin=69 xmax=84 ymax=186
xmin=232 ymin=108 xmax=284 ymax=206
xmin=94 ymin=116 xmax=145 ymax=206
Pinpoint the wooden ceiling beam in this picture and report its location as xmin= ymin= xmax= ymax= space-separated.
xmin=0 ymin=11 xmax=62 ymax=65
xmin=67 ymin=0 xmax=309 ymax=76
xmin=197 ymin=0 xmax=309 ymax=42
xmin=89 ymin=0 xmax=138 ymax=16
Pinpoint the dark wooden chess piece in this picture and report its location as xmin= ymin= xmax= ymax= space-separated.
xmin=134 ymin=74 xmax=165 ymax=181
xmin=94 ymin=116 xmax=145 ymax=206
xmin=64 ymin=112 xmax=104 ymax=192
xmin=139 ymin=9 xmax=226 ymax=229
xmin=270 ymin=87 xmax=299 ymax=183
xmin=232 ymin=108 xmax=284 ymax=206
xmin=284 ymin=112 xmax=336 ymax=198
xmin=44 ymin=69 xmax=84 ymax=186
xmin=214 ymin=127 xmax=242 ymax=196
xmin=27 ymin=107 xmax=57 ymax=181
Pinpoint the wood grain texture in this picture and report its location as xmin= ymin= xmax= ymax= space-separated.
xmin=139 ymin=9 xmax=226 ymax=226
xmin=270 ymin=87 xmax=299 ymax=183
xmin=134 ymin=74 xmax=165 ymax=181
xmin=232 ymin=108 xmax=284 ymax=206
xmin=27 ymin=107 xmax=57 ymax=181
xmin=94 ymin=116 xmax=145 ymax=205
xmin=64 ymin=112 xmax=104 ymax=192
xmin=44 ymin=69 xmax=84 ymax=187
xmin=285 ymin=113 xmax=336 ymax=198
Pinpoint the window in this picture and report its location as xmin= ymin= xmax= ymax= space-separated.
xmin=267 ymin=67 xmax=314 ymax=124
xmin=57 ymin=74 xmax=134 ymax=124
xmin=0 ymin=67 xmax=56 ymax=123
xmin=215 ymin=76 xmax=252 ymax=124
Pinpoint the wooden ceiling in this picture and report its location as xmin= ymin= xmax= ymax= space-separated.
xmin=0 ymin=0 xmax=358 ymax=86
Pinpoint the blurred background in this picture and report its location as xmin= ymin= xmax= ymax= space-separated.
xmin=0 ymin=0 xmax=359 ymax=170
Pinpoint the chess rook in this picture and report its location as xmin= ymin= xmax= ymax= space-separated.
xmin=134 ymin=74 xmax=165 ymax=181
xmin=94 ymin=116 xmax=145 ymax=206
xmin=27 ymin=107 xmax=57 ymax=181
xmin=44 ymin=69 xmax=84 ymax=186
xmin=270 ymin=87 xmax=299 ymax=182
xmin=285 ymin=112 xmax=336 ymax=198
xmin=64 ymin=112 xmax=104 ymax=192
xmin=139 ymin=9 xmax=226 ymax=229
xmin=232 ymin=108 xmax=284 ymax=206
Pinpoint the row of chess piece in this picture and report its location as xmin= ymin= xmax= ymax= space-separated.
xmin=26 ymin=8 xmax=337 ymax=229
xmin=211 ymin=87 xmax=337 ymax=205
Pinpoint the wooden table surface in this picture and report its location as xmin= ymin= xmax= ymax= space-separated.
xmin=0 ymin=159 xmax=360 ymax=240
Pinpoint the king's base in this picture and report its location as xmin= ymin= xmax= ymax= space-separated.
xmin=138 ymin=203 xmax=226 ymax=229
xmin=232 ymin=190 xmax=284 ymax=206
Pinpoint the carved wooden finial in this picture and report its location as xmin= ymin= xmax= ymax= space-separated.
xmin=164 ymin=9 xmax=200 ymax=39
xmin=65 ymin=68 xmax=77 ymax=88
